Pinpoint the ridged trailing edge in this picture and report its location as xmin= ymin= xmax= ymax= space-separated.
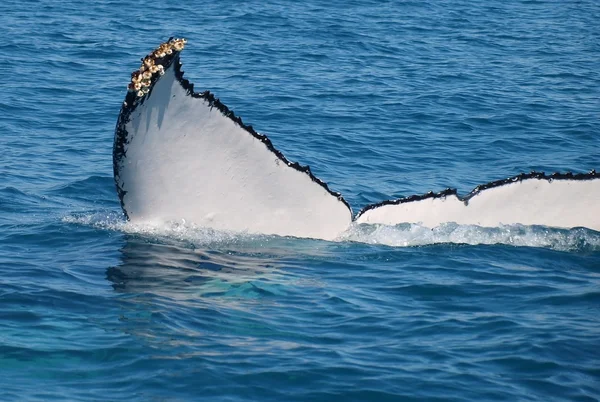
xmin=114 ymin=38 xmax=600 ymax=238
xmin=355 ymin=170 xmax=600 ymax=230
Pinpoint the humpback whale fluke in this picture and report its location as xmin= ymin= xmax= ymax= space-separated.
xmin=114 ymin=39 xmax=600 ymax=240
xmin=113 ymin=38 xmax=352 ymax=240
xmin=356 ymin=171 xmax=600 ymax=231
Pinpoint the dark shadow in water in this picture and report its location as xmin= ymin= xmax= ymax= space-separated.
xmin=106 ymin=234 xmax=290 ymax=299
xmin=103 ymin=234 xmax=305 ymax=350
xmin=105 ymin=228 xmax=344 ymax=298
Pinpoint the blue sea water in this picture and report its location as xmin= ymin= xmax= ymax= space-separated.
xmin=1 ymin=0 xmax=600 ymax=400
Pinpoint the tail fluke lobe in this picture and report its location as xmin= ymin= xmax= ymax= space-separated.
xmin=356 ymin=172 xmax=600 ymax=231
xmin=113 ymin=39 xmax=352 ymax=240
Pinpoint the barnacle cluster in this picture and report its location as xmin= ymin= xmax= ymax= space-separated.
xmin=127 ymin=38 xmax=187 ymax=97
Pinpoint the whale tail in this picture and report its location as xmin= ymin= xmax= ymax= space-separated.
xmin=113 ymin=39 xmax=352 ymax=240
xmin=113 ymin=39 xmax=600 ymax=240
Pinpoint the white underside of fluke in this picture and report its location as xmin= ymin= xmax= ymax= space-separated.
xmin=355 ymin=178 xmax=600 ymax=231
xmin=116 ymin=63 xmax=352 ymax=240
xmin=114 ymin=41 xmax=599 ymax=241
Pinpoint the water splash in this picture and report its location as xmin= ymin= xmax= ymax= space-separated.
xmin=341 ymin=222 xmax=600 ymax=252
xmin=63 ymin=212 xmax=600 ymax=252
xmin=63 ymin=212 xmax=263 ymax=246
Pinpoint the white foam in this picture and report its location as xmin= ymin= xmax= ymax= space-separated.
xmin=339 ymin=222 xmax=600 ymax=252
xmin=63 ymin=212 xmax=600 ymax=252
xmin=63 ymin=212 xmax=259 ymax=246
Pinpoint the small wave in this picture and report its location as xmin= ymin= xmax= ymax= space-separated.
xmin=64 ymin=212 xmax=600 ymax=252
xmin=48 ymin=175 xmax=117 ymax=204
xmin=62 ymin=212 xmax=276 ymax=247
xmin=339 ymin=222 xmax=600 ymax=252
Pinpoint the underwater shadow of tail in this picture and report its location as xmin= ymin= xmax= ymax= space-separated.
xmin=113 ymin=38 xmax=600 ymax=241
xmin=106 ymin=235 xmax=285 ymax=299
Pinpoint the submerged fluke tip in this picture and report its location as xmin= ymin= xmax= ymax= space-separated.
xmin=126 ymin=38 xmax=187 ymax=96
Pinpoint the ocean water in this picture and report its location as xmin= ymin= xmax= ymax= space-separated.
xmin=1 ymin=0 xmax=600 ymax=400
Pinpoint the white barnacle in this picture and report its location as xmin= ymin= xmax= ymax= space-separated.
xmin=142 ymin=70 xmax=152 ymax=80
xmin=136 ymin=90 xmax=144 ymax=97
xmin=173 ymin=39 xmax=186 ymax=51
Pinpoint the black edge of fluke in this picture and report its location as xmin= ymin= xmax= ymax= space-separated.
xmin=113 ymin=38 xmax=352 ymax=221
xmin=114 ymin=39 xmax=188 ymax=219
xmin=355 ymin=170 xmax=600 ymax=220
